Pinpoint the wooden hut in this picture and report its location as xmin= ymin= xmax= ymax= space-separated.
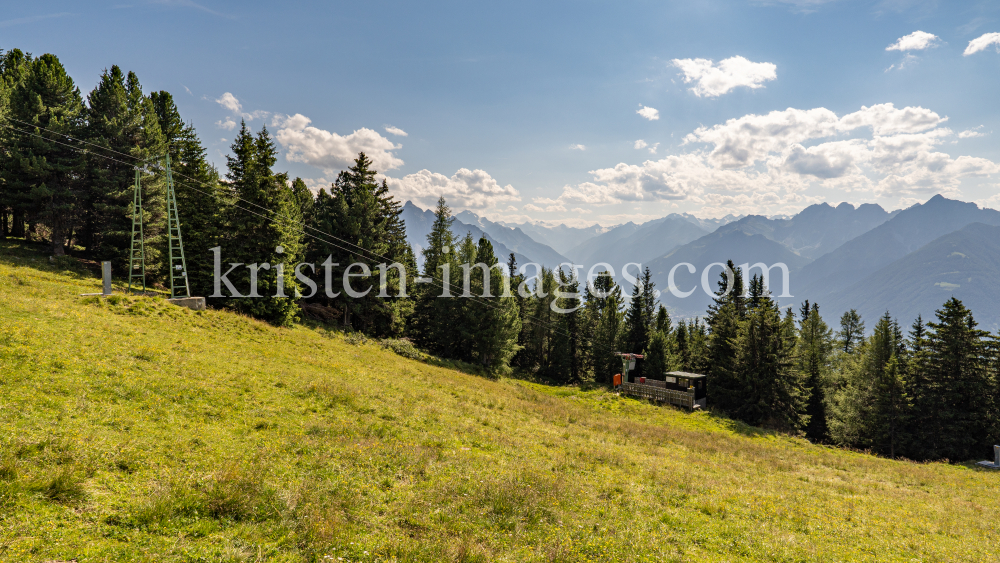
xmin=617 ymin=370 xmax=708 ymax=409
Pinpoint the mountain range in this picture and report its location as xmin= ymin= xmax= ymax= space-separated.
xmin=403 ymin=195 xmax=1000 ymax=331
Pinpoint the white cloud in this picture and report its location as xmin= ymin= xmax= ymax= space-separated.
xmin=216 ymin=92 xmax=241 ymax=113
xmin=385 ymin=168 xmax=520 ymax=210
xmin=275 ymin=114 xmax=404 ymax=173
xmin=541 ymin=102 xmax=999 ymax=216
xmin=636 ymin=106 xmax=660 ymax=121
xmin=384 ymin=125 xmax=408 ymax=137
xmin=634 ymin=139 xmax=648 ymax=150
xmin=215 ymin=92 xmax=271 ymax=122
xmin=215 ymin=117 xmax=237 ymax=130
xmin=959 ymin=127 xmax=986 ymax=138
xmin=570 ymin=144 xmax=586 ymax=151
xmin=672 ymin=56 xmax=777 ymax=97
xmin=302 ymin=177 xmax=332 ymax=194
xmin=886 ymin=31 xmax=940 ymax=51
xmin=964 ymin=32 xmax=1000 ymax=56
xmin=648 ymin=142 xmax=660 ymax=155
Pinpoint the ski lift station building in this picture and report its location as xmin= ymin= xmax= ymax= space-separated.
xmin=617 ymin=371 xmax=708 ymax=410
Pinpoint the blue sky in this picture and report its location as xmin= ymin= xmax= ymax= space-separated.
xmin=4 ymin=0 xmax=1000 ymax=226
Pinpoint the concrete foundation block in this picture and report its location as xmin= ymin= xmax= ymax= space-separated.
xmin=168 ymin=297 xmax=206 ymax=311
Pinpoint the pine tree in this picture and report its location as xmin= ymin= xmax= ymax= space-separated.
xmin=5 ymin=54 xmax=86 ymax=255
xmin=829 ymin=312 xmax=909 ymax=457
xmin=907 ymin=298 xmax=992 ymax=461
xmin=149 ymin=90 xmax=225 ymax=299
xmin=411 ymin=197 xmax=458 ymax=352
xmin=0 ymin=49 xmax=34 ymax=240
xmin=798 ymin=302 xmax=834 ymax=442
xmin=623 ymin=267 xmax=656 ymax=377
xmin=730 ymin=275 xmax=807 ymax=431
xmin=837 ymin=309 xmax=865 ymax=354
xmin=584 ymin=270 xmax=624 ymax=384
xmin=81 ymin=67 xmax=165 ymax=270
xmin=219 ymin=123 xmax=301 ymax=326
xmin=304 ymin=153 xmax=410 ymax=335
xmin=461 ymin=236 xmax=521 ymax=371
xmin=549 ymin=268 xmax=584 ymax=382
xmin=705 ymin=260 xmax=746 ymax=413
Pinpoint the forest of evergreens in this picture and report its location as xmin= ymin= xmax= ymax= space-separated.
xmin=2 ymin=49 xmax=998 ymax=463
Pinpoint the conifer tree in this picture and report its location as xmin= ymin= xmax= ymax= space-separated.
xmin=463 ymin=236 xmax=521 ymax=371
xmin=705 ymin=260 xmax=745 ymax=412
xmin=82 ymin=67 xmax=165 ymax=269
xmin=829 ymin=312 xmax=909 ymax=457
xmin=0 ymin=49 xmax=34 ymax=240
xmin=219 ymin=123 xmax=301 ymax=326
xmin=149 ymin=90 xmax=225 ymax=298
xmin=730 ymin=275 xmax=807 ymax=431
xmin=837 ymin=309 xmax=865 ymax=354
xmin=623 ymin=266 xmax=656 ymax=377
xmin=5 ymin=53 xmax=85 ymax=255
xmin=411 ymin=197 xmax=458 ymax=352
xmin=907 ymin=298 xmax=991 ymax=460
xmin=549 ymin=268 xmax=584 ymax=382
xmin=305 ymin=153 xmax=410 ymax=335
xmin=584 ymin=271 xmax=624 ymax=384
xmin=798 ymin=301 xmax=833 ymax=442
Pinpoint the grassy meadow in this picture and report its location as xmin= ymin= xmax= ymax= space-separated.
xmin=0 ymin=239 xmax=998 ymax=562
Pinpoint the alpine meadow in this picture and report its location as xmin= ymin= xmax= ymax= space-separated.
xmin=5 ymin=1 xmax=1000 ymax=561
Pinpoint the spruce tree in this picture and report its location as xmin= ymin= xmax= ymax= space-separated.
xmin=584 ymin=271 xmax=624 ymax=384
xmin=464 ymin=236 xmax=521 ymax=371
xmin=730 ymin=275 xmax=807 ymax=431
xmin=219 ymin=123 xmax=301 ymax=326
xmin=704 ymin=260 xmax=745 ymax=412
xmin=82 ymin=67 xmax=165 ymax=270
xmin=798 ymin=302 xmax=833 ymax=442
xmin=837 ymin=309 xmax=865 ymax=354
xmin=149 ymin=90 xmax=225 ymax=299
xmin=5 ymin=53 xmax=85 ymax=255
xmin=411 ymin=197 xmax=458 ymax=353
xmin=829 ymin=312 xmax=909 ymax=457
xmin=908 ymin=298 xmax=991 ymax=460
xmin=623 ymin=266 xmax=656 ymax=377
xmin=0 ymin=49 xmax=34 ymax=240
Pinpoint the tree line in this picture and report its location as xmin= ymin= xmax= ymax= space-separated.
xmin=2 ymin=49 xmax=997 ymax=462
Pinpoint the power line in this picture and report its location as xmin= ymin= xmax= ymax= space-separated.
xmin=0 ymin=120 xmax=635 ymax=362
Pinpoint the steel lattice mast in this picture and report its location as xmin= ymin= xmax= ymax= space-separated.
xmin=127 ymin=154 xmax=190 ymax=298
xmin=164 ymin=153 xmax=191 ymax=299
xmin=127 ymin=166 xmax=146 ymax=293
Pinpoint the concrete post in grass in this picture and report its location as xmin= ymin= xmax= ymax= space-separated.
xmin=102 ymin=261 xmax=112 ymax=296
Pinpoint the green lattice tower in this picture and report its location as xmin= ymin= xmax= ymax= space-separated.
xmin=164 ymin=153 xmax=191 ymax=299
xmin=127 ymin=166 xmax=146 ymax=293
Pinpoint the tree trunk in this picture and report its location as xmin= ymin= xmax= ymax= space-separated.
xmin=11 ymin=209 xmax=24 ymax=238
xmin=0 ymin=209 xmax=7 ymax=239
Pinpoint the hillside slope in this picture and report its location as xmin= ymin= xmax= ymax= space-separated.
xmin=0 ymin=240 xmax=997 ymax=562
xmin=822 ymin=222 xmax=1000 ymax=331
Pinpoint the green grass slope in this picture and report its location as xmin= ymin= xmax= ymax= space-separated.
xmin=0 ymin=240 xmax=997 ymax=563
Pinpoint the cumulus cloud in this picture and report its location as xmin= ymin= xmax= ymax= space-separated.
xmin=648 ymin=142 xmax=660 ymax=155
xmin=215 ymin=92 xmax=271 ymax=122
xmin=886 ymin=31 xmax=940 ymax=51
xmin=385 ymin=168 xmax=520 ymax=210
xmin=384 ymin=125 xmax=408 ymax=137
xmin=215 ymin=117 xmax=237 ymax=130
xmin=216 ymin=92 xmax=241 ymax=113
xmin=570 ymin=144 xmax=586 ymax=151
xmin=636 ymin=106 xmax=659 ymax=121
xmin=275 ymin=114 xmax=404 ymax=173
xmin=964 ymin=32 xmax=1000 ymax=55
xmin=959 ymin=127 xmax=986 ymax=138
xmin=634 ymin=140 xmax=648 ymax=150
xmin=541 ymin=102 xmax=999 ymax=216
xmin=672 ymin=56 xmax=777 ymax=97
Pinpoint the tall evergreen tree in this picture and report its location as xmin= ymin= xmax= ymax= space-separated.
xmin=584 ymin=271 xmax=624 ymax=385
xmin=463 ymin=236 xmax=521 ymax=371
xmin=411 ymin=197 xmax=459 ymax=352
xmin=5 ymin=53 xmax=86 ymax=255
xmin=0 ymin=49 xmax=34 ymax=240
xmin=149 ymin=90 xmax=224 ymax=298
xmin=705 ymin=260 xmax=746 ymax=413
xmin=829 ymin=312 xmax=910 ymax=457
xmin=798 ymin=302 xmax=834 ymax=442
xmin=837 ymin=309 xmax=865 ymax=354
xmin=907 ymin=298 xmax=992 ymax=461
xmin=729 ymin=275 xmax=807 ymax=431
xmin=305 ymin=153 xmax=410 ymax=335
xmin=623 ymin=266 xmax=656 ymax=378
xmin=219 ymin=123 xmax=301 ymax=326
xmin=82 ymin=67 xmax=165 ymax=269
